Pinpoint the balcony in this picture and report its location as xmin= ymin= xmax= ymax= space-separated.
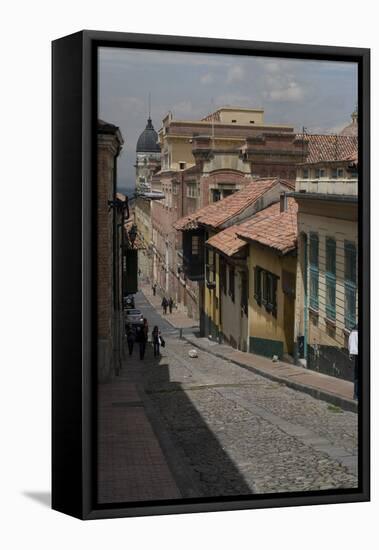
xmin=296 ymin=177 xmax=358 ymax=197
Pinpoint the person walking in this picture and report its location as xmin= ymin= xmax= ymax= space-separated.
xmin=126 ymin=326 xmax=135 ymax=356
xmin=348 ymin=324 xmax=358 ymax=400
xmin=143 ymin=318 xmax=149 ymax=342
xmin=161 ymin=296 xmax=168 ymax=315
xmin=152 ymin=282 xmax=157 ymax=296
xmin=136 ymin=325 xmax=147 ymax=360
xmin=152 ymin=325 xmax=161 ymax=357
xmin=168 ymin=297 xmax=174 ymax=314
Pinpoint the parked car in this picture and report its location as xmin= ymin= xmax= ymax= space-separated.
xmin=124 ymin=308 xmax=143 ymax=327
xmin=123 ymin=294 xmax=135 ymax=309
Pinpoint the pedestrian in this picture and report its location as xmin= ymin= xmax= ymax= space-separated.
xmin=152 ymin=282 xmax=157 ymax=296
xmin=161 ymin=296 xmax=168 ymax=315
xmin=168 ymin=297 xmax=174 ymax=314
xmin=136 ymin=325 xmax=147 ymax=360
xmin=143 ymin=318 xmax=149 ymax=342
xmin=126 ymin=326 xmax=135 ymax=356
xmin=152 ymin=325 xmax=161 ymax=357
xmin=348 ymin=324 xmax=358 ymax=400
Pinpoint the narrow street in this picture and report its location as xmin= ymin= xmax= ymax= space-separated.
xmin=98 ymin=290 xmax=358 ymax=504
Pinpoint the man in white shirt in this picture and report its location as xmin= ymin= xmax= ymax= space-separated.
xmin=348 ymin=324 xmax=358 ymax=400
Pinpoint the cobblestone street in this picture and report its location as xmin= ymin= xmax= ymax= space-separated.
xmin=98 ymin=291 xmax=358 ymax=503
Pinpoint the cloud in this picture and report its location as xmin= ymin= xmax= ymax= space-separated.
xmin=265 ymin=82 xmax=304 ymax=102
xmin=200 ymin=73 xmax=214 ymax=85
xmin=226 ymin=65 xmax=245 ymax=83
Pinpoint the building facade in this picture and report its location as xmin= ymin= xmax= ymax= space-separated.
xmin=292 ymin=139 xmax=358 ymax=380
xmin=97 ymin=120 xmax=124 ymax=383
xmin=134 ymin=116 xmax=161 ymax=280
xmin=152 ymin=106 xmax=304 ymax=317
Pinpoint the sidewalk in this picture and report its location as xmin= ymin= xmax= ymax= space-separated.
xmin=183 ymin=334 xmax=357 ymax=413
xmin=97 ymin=362 xmax=181 ymax=503
xmin=141 ymin=283 xmax=199 ymax=329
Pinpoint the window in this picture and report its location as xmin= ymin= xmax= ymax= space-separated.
xmin=191 ymin=235 xmax=200 ymax=256
xmin=345 ymin=242 xmax=357 ymax=330
xmin=212 ymin=189 xmax=221 ymax=202
xmin=331 ymin=167 xmax=344 ymax=178
xmin=309 ymin=233 xmax=319 ymax=310
xmin=254 ymin=266 xmax=262 ymax=305
xmin=172 ymin=183 xmax=178 ymax=195
xmin=325 ymin=237 xmax=336 ymax=320
xmin=249 ymin=120 xmax=255 ymax=124
xmin=220 ymin=258 xmax=227 ymax=294
xmin=315 ymin=168 xmax=325 ymax=178
xmin=254 ymin=266 xmax=278 ymax=317
xmin=231 ymin=119 xmax=237 ymax=123
xmin=302 ymin=168 xmax=309 ymax=179
xmin=241 ymin=271 xmax=248 ymax=315
xmin=187 ymin=182 xmax=198 ymax=198
xmin=179 ymin=161 xmax=186 ymax=170
xmin=229 ymin=266 xmax=235 ymax=302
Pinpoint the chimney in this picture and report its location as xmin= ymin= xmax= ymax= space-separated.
xmin=280 ymin=191 xmax=288 ymax=212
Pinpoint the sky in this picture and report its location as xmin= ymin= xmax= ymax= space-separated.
xmin=98 ymin=47 xmax=357 ymax=194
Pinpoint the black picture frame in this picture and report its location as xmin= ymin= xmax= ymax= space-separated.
xmin=52 ymin=30 xmax=370 ymax=520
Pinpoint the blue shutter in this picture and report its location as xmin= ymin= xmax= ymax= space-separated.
xmin=309 ymin=233 xmax=319 ymax=310
xmin=344 ymin=242 xmax=357 ymax=329
xmin=325 ymin=238 xmax=336 ymax=320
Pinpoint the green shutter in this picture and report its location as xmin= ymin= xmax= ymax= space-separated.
xmin=309 ymin=233 xmax=319 ymax=310
xmin=254 ymin=266 xmax=262 ymax=305
xmin=344 ymin=242 xmax=357 ymax=329
xmin=325 ymin=238 xmax=336 ymax=320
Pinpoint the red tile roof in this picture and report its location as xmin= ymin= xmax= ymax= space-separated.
xmin=298 ymin=134 xmax=358 ymax=164
xmin=205 ymin=225 xmax=247 ymax=257
xmin=236 ymin=198 xmax=298 ymax=255
xmin=174 ymin=178 xmax=292 ymax=231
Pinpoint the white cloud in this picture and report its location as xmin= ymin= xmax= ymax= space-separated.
xmin=226 ymin=65 xmax=245 ymax=83
xmin=200 ymin=73 xmax=214 ymax=85
xmin=266 ymin=82 xmax=304 ymax=102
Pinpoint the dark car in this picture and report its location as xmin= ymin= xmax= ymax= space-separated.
xmin=123 ymin=294 xmax=135 ymax=310
xmin=125 ymin=308 xmax=144 ymax=327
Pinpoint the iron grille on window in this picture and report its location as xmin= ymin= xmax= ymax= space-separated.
xmin=254 ymin=265 xmax=278 ymax=317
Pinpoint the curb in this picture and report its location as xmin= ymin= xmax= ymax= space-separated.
xmin=183 ymin=336 xmax=357 ymax=414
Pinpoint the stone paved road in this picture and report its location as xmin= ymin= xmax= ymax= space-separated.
xmin=124 ymin=292 xmax=358 ymax=498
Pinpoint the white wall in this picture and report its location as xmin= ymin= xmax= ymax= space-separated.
xmin=1 ymin=2 xmax=377 ymax=550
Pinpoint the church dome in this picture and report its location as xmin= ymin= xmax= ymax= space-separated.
xmin=339 ymin=109 xmax=358 ymax=137
xmin=136 ymin=117 xmax=160 ymax=153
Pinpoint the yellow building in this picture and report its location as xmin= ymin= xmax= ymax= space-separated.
xmin=159 ymin=107 xmax=294 ymax=173
xmin=292 ymin=143 xmax=358 ymax=380
xmin=236 ymin=197 xmax=298 ymax=359
xmin=176 ymin=178 xmax=295 ymax=345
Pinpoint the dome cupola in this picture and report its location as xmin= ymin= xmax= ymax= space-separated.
xmin=136 ymin=117 xmax=160 ymax=153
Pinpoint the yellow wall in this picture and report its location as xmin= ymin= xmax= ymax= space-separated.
xmin=248 ymin=244 xmax=297 ymax=355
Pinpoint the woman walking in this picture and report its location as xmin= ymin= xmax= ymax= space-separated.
xmin=152 ymin=325 xmax=161 ymax=357
xmin=126 ymin=326 xmax=135 ymax=356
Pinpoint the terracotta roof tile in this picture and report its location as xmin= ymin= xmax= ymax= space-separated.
xmin=174 ymin=178 xmax=292 ymax=231
xmin=205 ymin=225 xmax=247 ymax=257
xmin=298 ymin=134 xmax=358 ymax=164
xmin=236 ymin=198 xmax=298 ymax=255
